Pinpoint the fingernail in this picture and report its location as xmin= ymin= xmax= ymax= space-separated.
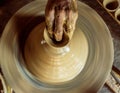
xmin=54 ymin=32 xmax=63 ymax=41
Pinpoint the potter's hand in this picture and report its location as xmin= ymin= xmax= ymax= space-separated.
xmin=45 ymin=0 xmax=78 ymax=41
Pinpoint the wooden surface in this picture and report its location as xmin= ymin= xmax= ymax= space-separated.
xmin=0 ymin=0 xmax=120 ymax=93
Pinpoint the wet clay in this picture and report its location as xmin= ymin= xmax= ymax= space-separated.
xmin=24 ymin=23 xmax=88 ymax=84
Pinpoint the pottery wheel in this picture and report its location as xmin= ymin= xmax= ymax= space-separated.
xmin=0 ymin=0 xmax=114 ymax=93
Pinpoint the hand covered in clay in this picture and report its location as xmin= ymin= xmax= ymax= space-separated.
xmin=45 ymin=0 xmax=78 ymax=41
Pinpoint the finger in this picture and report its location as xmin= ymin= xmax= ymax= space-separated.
xmin=46 ymin=0 xmax=55 ymax=11
xmin=53 ymin=0 xmax=71 ymax=41
xmin=66 ymin=10 xmax=78 ymax=31
xmin=71 ymin=0 xmax=78 ymax=12
xmin=45 ymin=9 xmax=55 ymax=38
xmin=55 ymin=0 xmax=71 ymax=9
xmin=45 ymin=0 xmax=55 ymax=38
xmin=66 ymin=8 xmax=78 ymax=39
xmin=54 ymin=9 xmax=66 ymax=41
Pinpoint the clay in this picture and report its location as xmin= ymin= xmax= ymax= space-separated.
xmin=0 ymin=0 xmax=114 ymax=93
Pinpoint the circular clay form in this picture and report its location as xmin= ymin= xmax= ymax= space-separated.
xmin=0 ymin=73 xmax=7 ymax=93
xmin=0 ymin=0 xmax=114 ymax=93
xmin=115 ymin=8 xmax=120 ymax=23
xmin=24 ymin=23 xmax=88 ymax=84
xmin=103 ymin=0 xmax=119 ymax=12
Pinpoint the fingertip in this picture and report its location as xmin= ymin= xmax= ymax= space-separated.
xmin=54 ymin=33 xmax=63 ymax=42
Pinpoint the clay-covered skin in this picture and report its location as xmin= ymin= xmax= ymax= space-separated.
xmin=45 ymin=0 xmax=78 ymax=41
